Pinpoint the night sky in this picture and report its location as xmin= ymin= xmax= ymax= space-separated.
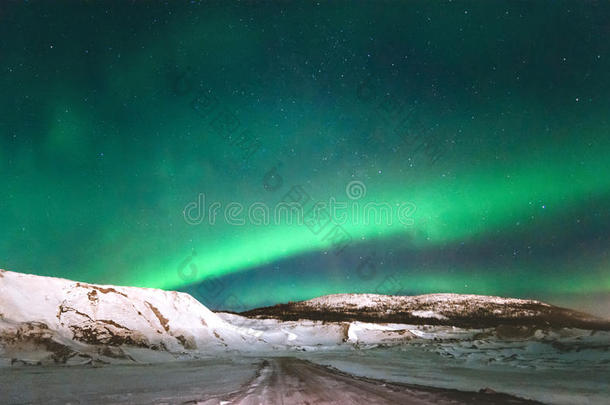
xmin=1 ymin=1 xmax=609 ymax=317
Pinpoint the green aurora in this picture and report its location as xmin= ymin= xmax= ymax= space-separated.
xmin=1 ymin=1 xmax=609 ymax=316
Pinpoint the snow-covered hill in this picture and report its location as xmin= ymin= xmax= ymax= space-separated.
xmin=241 ymin=293 xmax=609 ymax=330
xmin=2 ymin=270 xmax=608 ymax=367
xmin=0 ymin=269 xmax=258 ymax=365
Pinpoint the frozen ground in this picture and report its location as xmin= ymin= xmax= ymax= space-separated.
xmin=1 ymin=342 xmax=608 ymax=404
xmin=0 ymin=356 xmax=542 ymax=405
xmin=300 ymin=346 xmax=610 ymax=405
xmin=0 ymin=357 xmax=258 ymax=404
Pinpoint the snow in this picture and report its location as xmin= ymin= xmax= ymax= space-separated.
xmin=1 ymin=269 xmax=609 ymax=404
xmin=0 ymin=269 xmax=261 ymax=363
xmin=1 ymin=269 xmax=607 ymax=364
xmin=345 ymin=322 xmax=415 ymax=344
xmin=305 ymin=293 xmax=546 ymax=309
xmin=410 ymin=310 xmax=449 ymax=320
xmin=300 ymin=293 xmax=553 ymax=322
xmin=217 ymin=312 xmax=349 ymax=349
xmin=0 ymin=356 xmax=261 ymax=404
xmin=304 ymin=346 xmax=610 ymax=405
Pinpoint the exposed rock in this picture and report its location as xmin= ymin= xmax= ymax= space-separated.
xmin=75 ymin=282 xmax=128 ymax=298
xmin=175 ymin=334 xmax=197 ymax=350
xmin=69 ymin=323 xmax=149 ymax=347
xmin=145 ymin=301 xmax=170 ymax=332
xmin=0 ymin=321 xmax=76 ymax=363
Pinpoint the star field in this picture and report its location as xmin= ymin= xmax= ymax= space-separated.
xmin=1 ymin=1 xmax=609 ymax=316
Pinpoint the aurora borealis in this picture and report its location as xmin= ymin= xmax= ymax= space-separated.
xmin=1 ymin=2 xmax=609 ymax=316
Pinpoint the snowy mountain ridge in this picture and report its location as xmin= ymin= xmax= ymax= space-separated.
xmin=304 ymin=292 xmax=549 ymax=310
xmin=2 ymin=269 xmax=609 ymax=367
xmin=242 ymin=292 xmax=608 ymax=329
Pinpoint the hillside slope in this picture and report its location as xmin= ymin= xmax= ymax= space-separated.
xmin=240 ymin=293 xmax=610 ymax=330
xmin=0 ymin=269 xmax=252 ymax=365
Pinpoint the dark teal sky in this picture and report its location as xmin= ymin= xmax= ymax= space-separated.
xmin=1 ymin=1 xmax=609 ymax=317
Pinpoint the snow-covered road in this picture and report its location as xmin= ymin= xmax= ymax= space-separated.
xmin=217 ymin=357 xmax=540 ymax=405
xmin=0 ymin=356 xmax=540 ymax=404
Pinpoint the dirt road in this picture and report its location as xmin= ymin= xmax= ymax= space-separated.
xmin=215 ymin=357 xmax=540 ymax=405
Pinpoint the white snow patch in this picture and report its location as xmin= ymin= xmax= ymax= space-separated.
xmin=410 ymin=310 xmax=449 ymax=320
